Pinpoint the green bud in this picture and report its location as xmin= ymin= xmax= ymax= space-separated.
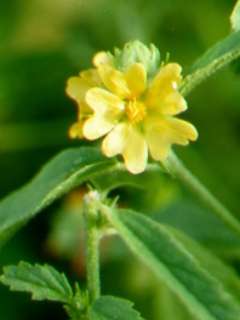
xmin=113 ymin=40 xmax=161 ymax=76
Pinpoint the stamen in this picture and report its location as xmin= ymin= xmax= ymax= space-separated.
xmin=125 ymin=99 xmax=146 ymax=124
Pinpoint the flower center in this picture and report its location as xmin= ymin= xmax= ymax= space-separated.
xmin=125 ymin=99 xmax=146 ymax=124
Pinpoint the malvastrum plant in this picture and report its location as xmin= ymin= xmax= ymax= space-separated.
xmin=1 ymin=2 xmax=240 ymax=319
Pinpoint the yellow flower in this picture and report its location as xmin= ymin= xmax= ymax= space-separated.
xmin=66 ymin=46 xmax=198 ymax=174
xmin=66 ymin=69 xmax=101 ymax=138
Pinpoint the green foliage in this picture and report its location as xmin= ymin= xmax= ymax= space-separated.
xmin=180 ymin=31 xmax=240 ymax=96
xmin=0 ymin=262 xmax=85 ymax=319
xmin=64 ymin=284 xmax=86 ymax=320
xmin=231 ymin=0 xmax=240 ymax=31
xmin=0 ymin=262 xmax=73 ymax=303
xmin=157 ymin=199 xmax=240 ymax=260
xmin=155 ymin=282 xmax=195 ymax=320
xmin=89 ymin=295 xmax=144 ymax=320
xmin=105 ymin=207 xmax=240 ymax=320
xmin=0 ymin=147 xmax=115 ymax=248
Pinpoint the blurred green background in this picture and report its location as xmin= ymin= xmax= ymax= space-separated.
xmin=0 ymin=0 xmax=240 ymax=319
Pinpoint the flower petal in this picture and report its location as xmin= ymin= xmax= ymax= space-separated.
xmin=66 ymin=70 xmax=101 ymax=115
xmin=102 ymin=123 xmax=148 ymax=174
xmin=146 ymin=116 xmax=198 ymax=161
xmin=146 ymin=63 xmax=186 ymax=115
xmin=93 ymin=51 xmax=113 ymax=67
xmin=69 ymin=122 xmax=84 ymax=139
xmin=97 ymin=64 xmax=130 ymax=98
xmin=167 ymin=117 xmax=198 ymax=142
xmin=150 ymin=63 xmax=182 ymax=94
xmin=66 ymin=77 xmax=89 ymax=104
xmin=102 ymin=123 xmax=128 ymax=157
xmin=86 ymin=88 xmax=124 ymax=116
xmin=122 ymin=126 xmax=148 ymax=174
xmin=80 ymin=69 xmax=102 ymax=86
xmin=125 ymin=63 xmax=146 ymax=97
xmin=83 ymin=115 xmax=115 ymax=140
xmin=84 ymin=88 xmax=124 ymax=140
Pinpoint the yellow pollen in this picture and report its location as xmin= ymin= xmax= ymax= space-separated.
xmin=125 ymin=99 xmax=146 ymax=124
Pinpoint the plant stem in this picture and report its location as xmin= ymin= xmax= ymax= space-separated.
xmin=84 ymin=201 xmax=101 ymax=303
xmin=179 ymin=42 xmax=240 ymax=97
xmin=167 ymin=152 xmax=240 ymax=237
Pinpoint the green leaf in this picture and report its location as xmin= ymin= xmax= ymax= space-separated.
xmin=104 ymin=207 xmax=240 ymax=320
xmin=91 ymin=163 xmax=162 ymax=192
xmin=0 ymin=262 xmax=73 ymax=303
xmin=231 ymin=1 xmax=240 ymax=31
xmin=89 ymin=295 xmax=144 ymax=320
xmin=156 ymin=199 xmax=240 ymax=260
xmin=0 ymin=147 xmax=115 ymax=248
xmin=180 ymin=31 xmax=240 ymax=96
xmin=64 ymin=283 xmax=86 ymax=320
xmin=156 ymin=281 xmax=196 ymax=320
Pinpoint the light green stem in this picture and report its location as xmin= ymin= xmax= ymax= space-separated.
xmin=167 ymin=153 xmax=240 ymax=236
xmin=84 ymin=205 xmax=101 ymax=303
xmin=180 ymin=47 xmax=240 ymax=97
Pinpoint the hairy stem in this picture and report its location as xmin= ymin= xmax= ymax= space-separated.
xmin=179 ymin=31 xmax=240 ymax=97
xmin=167 ymin=152 xmax=240 ymax=236
xmin=84 ymin=200 xmax=101 ymax=303
xmin=180 ymin=49 xmax=240 ymax=97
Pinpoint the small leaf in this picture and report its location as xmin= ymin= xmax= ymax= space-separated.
xmin=231 ymin=0 xmax=240 ymax=32
xmin=65 ymin=283 xmax=87 ymax=320
xmin=180 ymin=31 xmax=240 ymax=96
xmin=105 ymin=207 xmax=240 ymax=320
xmin=0 ymin=147 xmax=115 ymax=248
xmin=0 ymin=262 xmax=73 ymax=303
xmin=89 ymin=295 xmax=144 ymax=320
